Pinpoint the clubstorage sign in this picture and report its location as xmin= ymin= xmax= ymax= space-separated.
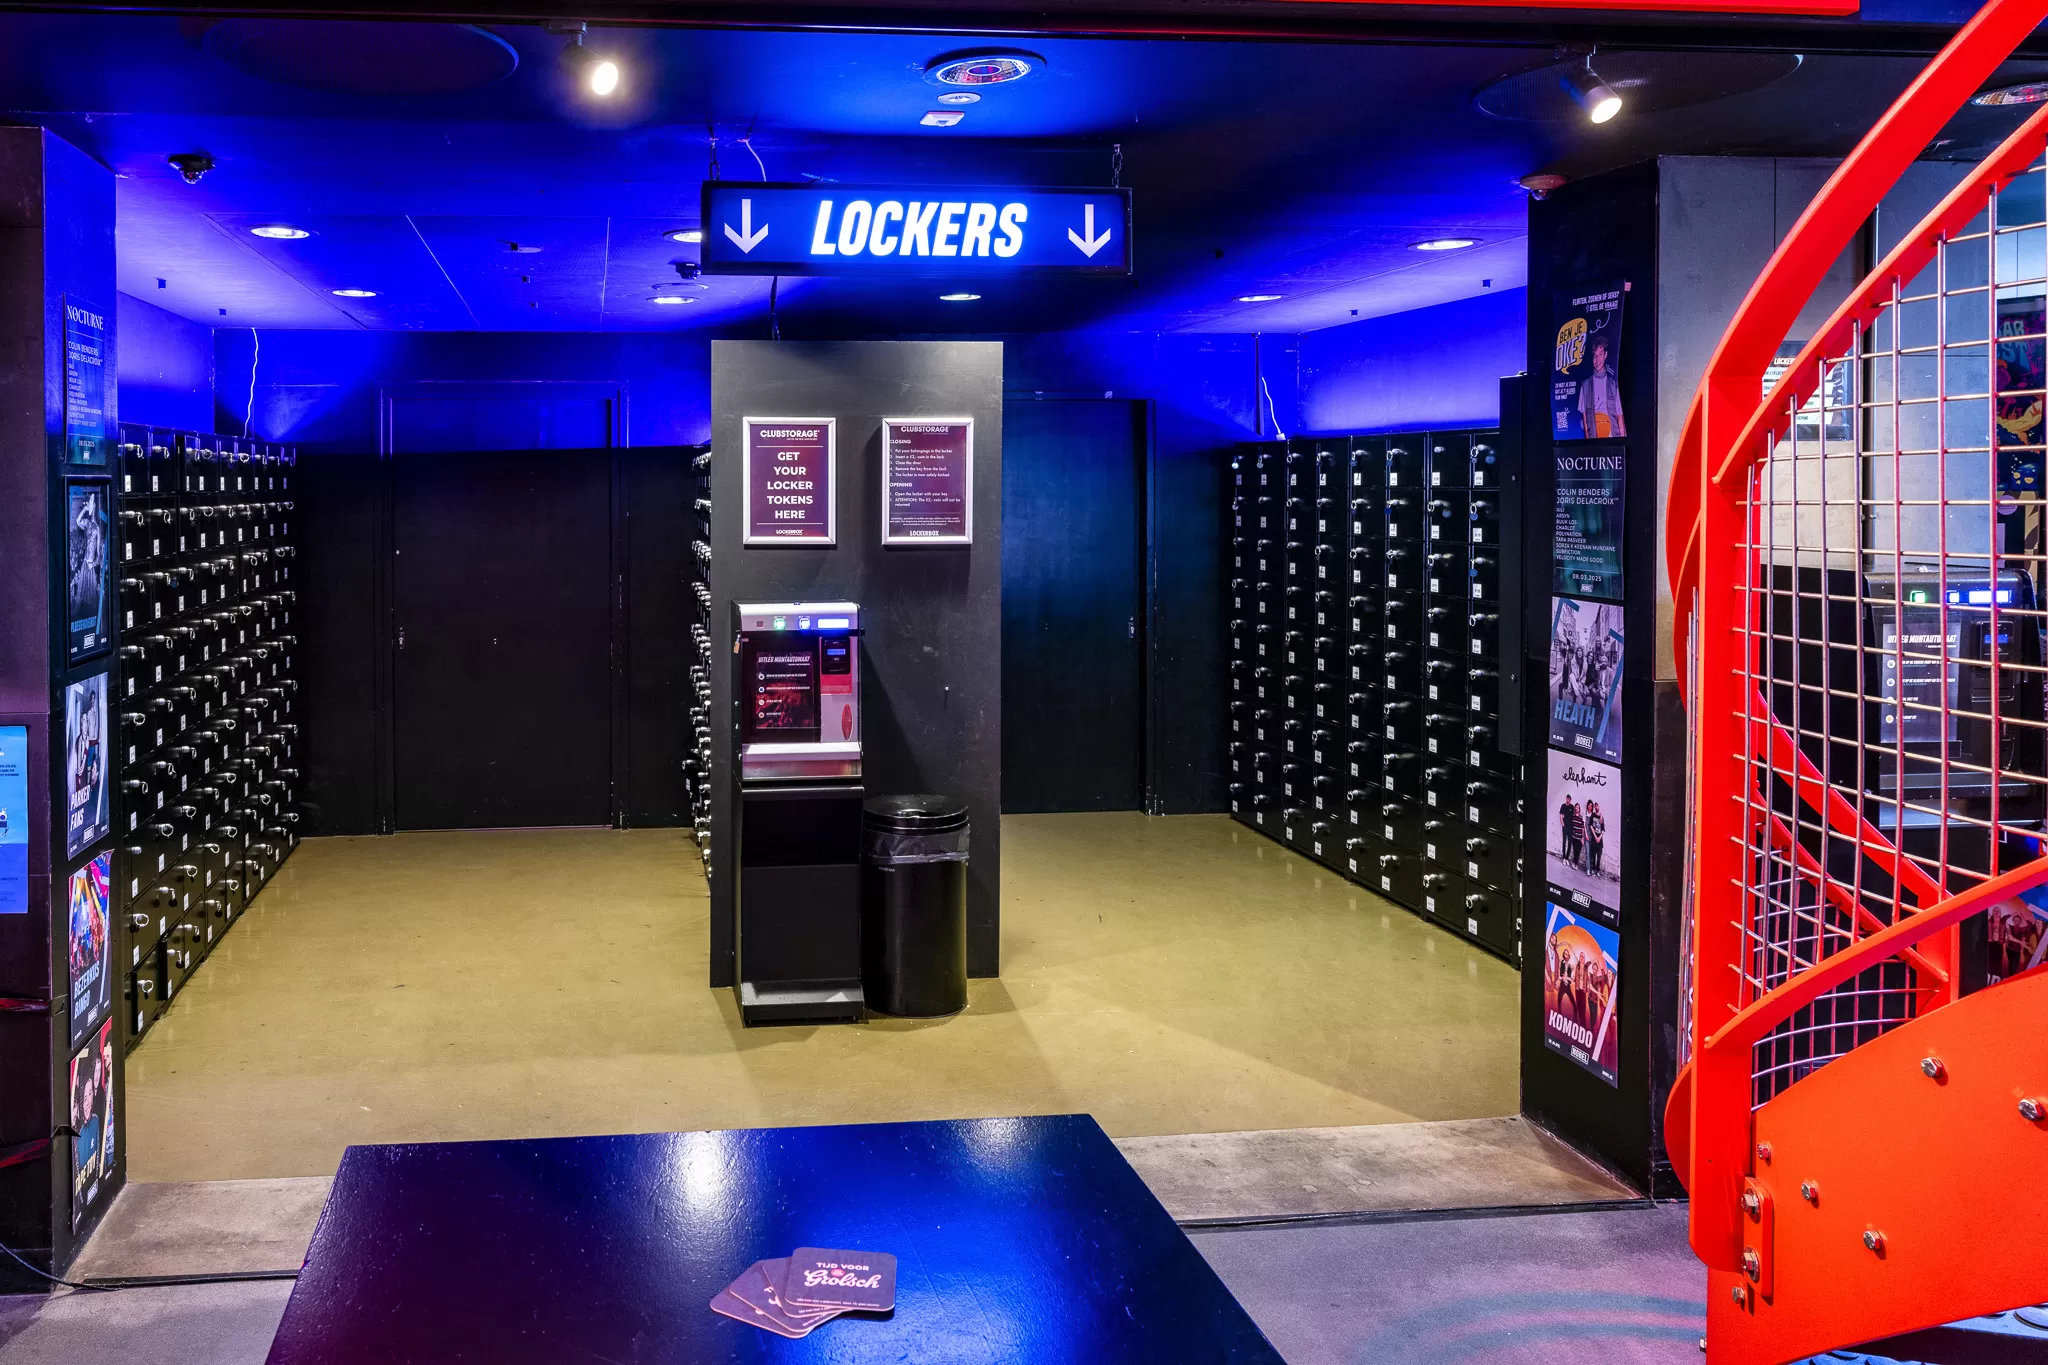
xmin=700 ymin=183 xmax=1132 ymax=276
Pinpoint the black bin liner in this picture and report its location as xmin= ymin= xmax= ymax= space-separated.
xmin=861 ymin=795 xmax=969 ymax=1018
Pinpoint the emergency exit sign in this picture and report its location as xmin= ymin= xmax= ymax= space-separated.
xmin=700 ymin=183 xmax=1133 ymax=276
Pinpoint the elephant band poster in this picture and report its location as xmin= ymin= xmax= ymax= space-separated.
xmin=1542 ymin=902 xmax=1621 ymax=1087
xmin=64 ymin=674 xmax=109 ymax=858
xmin=65 ymin=480 xmax=111 ymax=662
xmin=1549 ymin=596 xmax=1624 ymax=764
xmin=69 ymin=1016 xmax=114 ymax=1227
xmin=1551 ymin=283 xmax=1626 ymax=441
xmin=1546 ymin=749 xmax=1622 ymax=925
xmin=1553 ymin=449 xmax=1625 ymax=601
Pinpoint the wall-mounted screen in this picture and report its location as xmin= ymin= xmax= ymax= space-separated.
xmin=0 ymin=727 xmax=25 ymax=916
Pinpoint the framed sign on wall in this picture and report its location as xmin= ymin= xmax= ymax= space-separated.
xmin=881 ymin=417 xmax=973 ymax=546
xmin=743 ymin=417 xmax=836 ymax=546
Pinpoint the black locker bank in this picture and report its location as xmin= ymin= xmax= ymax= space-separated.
xmin=0 ymin=3 xmax=1995 ymax=1290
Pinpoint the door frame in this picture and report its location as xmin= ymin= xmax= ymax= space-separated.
xmin=371 ymin=381 xmax=627 ymax=833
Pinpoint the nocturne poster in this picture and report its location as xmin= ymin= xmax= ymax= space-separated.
xmin=1553 ymin=450 xmax=1625 ymax=600
xmin=1549 ymin=596 xmax=1624 ymax=764
xmin=1550 ymin=284 xmax=1626 ymax=442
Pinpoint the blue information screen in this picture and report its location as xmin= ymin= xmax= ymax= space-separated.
xmin=0 ymin=726 xmax=26 ymax=915
xmin=700 ymin=183 xmax=1131 ymax=277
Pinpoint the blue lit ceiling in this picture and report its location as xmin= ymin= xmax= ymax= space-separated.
xmin=0 ymin=15 xmax=2032 ymax=337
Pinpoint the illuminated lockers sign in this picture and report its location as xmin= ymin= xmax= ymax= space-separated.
xmin=700 ymin=183 xmax=1132 ymax=276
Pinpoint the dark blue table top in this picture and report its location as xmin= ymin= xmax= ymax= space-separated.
xmin=264 ymin=1114 xmax=1284 ymax=1364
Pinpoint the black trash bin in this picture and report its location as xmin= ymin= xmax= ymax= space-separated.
xmin=861 ymin=795 xmax=970 ymax=1018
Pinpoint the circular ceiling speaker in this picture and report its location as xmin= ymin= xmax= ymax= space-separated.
xmin=201 ymin=19 xmax=518 ymax=97
xmin=1475 ymin=51 xmax=1802 ymax=123
xmin=926 ymin=49 xmax=1041 ymax=87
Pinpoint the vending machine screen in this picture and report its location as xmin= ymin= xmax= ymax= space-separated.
xmin=742 ymin=634 xmax=821 ymax=744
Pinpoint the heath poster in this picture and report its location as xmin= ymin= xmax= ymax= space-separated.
xmin=1546 ymin=749 xmax=1622 ymax=923
xmin=1542 ymin=902 xmax=1622 ymax=1087
xmin=69 ymin=1017 xmax=114 ymax=1227
xmin=1553 ymin=449 xmax=1625 ymax=600
xmin=65 ymin=675 xmax=109 ymax=859
xmin=1549 ymin=596 xmax=1624 ymax=763
xmin=881 ymin=417 xmax=973 ymax=545
xmin=65 ymin=480 xmax=111 ymax=662
xmin=0 ymin=727 xmax=25 ymax=916
xmin=1551 ymin=284 xmax=1626 ymax=441
xmin=67 ymin=853 xmax=112 ymax=1050
xmin=63 ymin=297 xmax=108 ymax=466
xmin=743 ymin=417 xmax=835 ymax=545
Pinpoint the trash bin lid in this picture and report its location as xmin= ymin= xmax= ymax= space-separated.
xmin=863 ymin=794 xmax=969 ymax=833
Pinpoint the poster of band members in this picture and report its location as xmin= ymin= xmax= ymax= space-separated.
xmin=64 ymin=674 xmax=109 ymax=858
xmin=1549 ymin=597 xmax=1624 ymax=764
xmin=1553 ymin=449 xmax=1625 ymax=600
xmin=68 ymin=853 xmax=112 ymax=1050
xmin=1551 ymin=284 xmax=1626 ymax=441
xmin=1546 ymin=749 xmax=1622 ymax=923
xmin=0 ymin=727 xmax=24 ymax=917
xmin=1542 ymin=902 xmax=1622 ymax=1087
xmin=1987 ymin=888 xmax=2048 ymax=985
xmin=65 ymin=480 xmax=111 ymax=662
xmin=1996 ymin=292 xmax=2045 ymax=496
xmin=69 ymin=1016 xmax=114 ymax=1227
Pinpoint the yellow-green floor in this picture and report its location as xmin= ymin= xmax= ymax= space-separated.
xmin=125 ymin=814 xmax=1520 ymax=1181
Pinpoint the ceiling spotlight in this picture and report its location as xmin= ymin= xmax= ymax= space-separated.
xmin=939 ymin=292 xmax=981 ymax=301
xmin=331 ymin=288 xmax=377 ymax=298
xmin=1563 ymin=57 xmax=1623 ymax=124
xmin=920 ymin=110 xmax=965 ymax=128
xmin=553 ymin=22 xmax=620 ymax=97
xmin=249 ymin=224 xmax=310 ymax=240
xmin=1974 ymin=81 xmax=2048 ymax=107
xmin=937 ymin=92 xmax=981 ymax=105
xmin=927 ymin=50 xmax=1039 ymax=86
xmin=1238 ymin=294 xmax=1284 ymax=303
xmin=666 ymin=228 xmax=704 ymax=243
xmin=650 ymin=295 xmax=697 ymax=305
xmin=1412 ymin=238 xmax=1478 ymax=252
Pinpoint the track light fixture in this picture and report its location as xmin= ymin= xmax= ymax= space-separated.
xmin=1562 ymin=53 xmax=1622 ymax=125
xmin=551 ymin=21 xmax=620 ymax=98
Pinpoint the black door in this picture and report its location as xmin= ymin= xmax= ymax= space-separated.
xmin=1001 ymin=399 xmax=1145 ymax=813
xmin=391 ymin=447 xmax=613 ymax=828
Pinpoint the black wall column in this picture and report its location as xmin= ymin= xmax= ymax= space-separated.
xmin=708 ymin=341 xmax=1003 ymax=986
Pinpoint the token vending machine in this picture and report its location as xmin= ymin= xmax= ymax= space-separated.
xmin=1229 ymin=431 xmax=1524 ymax=964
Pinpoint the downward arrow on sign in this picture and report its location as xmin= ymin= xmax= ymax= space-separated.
xmin=1068 ymin=203 xmax=1113 ymax=258
xmin=724 ymin=198 xmax=769 ymax=253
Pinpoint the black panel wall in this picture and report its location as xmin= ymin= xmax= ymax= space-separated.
xmin=707 ymin=341 xmax=1003 ymax=985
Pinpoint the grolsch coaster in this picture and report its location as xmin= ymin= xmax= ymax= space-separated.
xmin=710 ymin=1286 xmax=817 ymax=1339
xmin=781 ymin=1248 xmax=897 ymax=1312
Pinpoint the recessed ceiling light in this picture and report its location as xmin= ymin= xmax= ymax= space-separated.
xmin=939 ymin=292 xmax=981 ymax=301
xmin=1237 ymin=294 xmax=1283 ymax=303
xmin=928 ymin=51 xmax=1038 ymax=86
xmin=249 ymin=224 xmax=310 ymax=240
xmin=937 ymin=91 xmax=980 ymax=105
xmin=650 ymin=295 xmax=697 ymax=305
xmin=1975 ymin=81 xmax=2048 ymax=106
xmin=1412 ymin=238 xmax=1478 ymax=252
xmin=666 ymin=228 xmax=704 ymax=244
xmin=331 ymin=288 xmax=377 ymax=298
xmin=920 ymin=110 xmax=965 ymax=128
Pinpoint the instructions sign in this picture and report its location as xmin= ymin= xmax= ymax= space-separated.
xmin=702 ymin=184 xmax=1132 ymax=276
xmin=63 ymin=297 xmax=109 ymax=466
xmin=743 ymin=417 xmax=835 ymax=546
xmin=882 ymin=418 xmax=973 ymax=546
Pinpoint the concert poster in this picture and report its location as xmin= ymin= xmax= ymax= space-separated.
xmin=65 ymin=479 xmax=111 ymax=662
xmin=1545 ymin=749 xmax=1622 ymax=925
xmin=67 ymin=852 xmax=112 ymax=1050
xmin=1997 ymin=292 xmax=2045 ymax=496
xmin=69 ymin=1017 xmax=114 ymax=1227
xmin=1987 ymin=887 xmax=2048 ymax=986
xmin=1553 ymin=450 xmax=1625 ymax=601
xmin=64 ymin=674 xmax=110 ymax=858
xmin=1549 ymin=596 xmax=1625 ymax=764
xmin=1542 ymin=902 xmax=1622 ymax=1087
xmin=1550 ymin=284 xmax=1627 ymax=442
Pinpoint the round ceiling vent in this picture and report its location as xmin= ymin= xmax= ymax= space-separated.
xmin=1475 ymin=51 xmax=1802 ymax=123
xmin=926 ymin=49 xmax=1041 ymax=87
xmin=200 ymin=19 xmax=519 ymax=97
